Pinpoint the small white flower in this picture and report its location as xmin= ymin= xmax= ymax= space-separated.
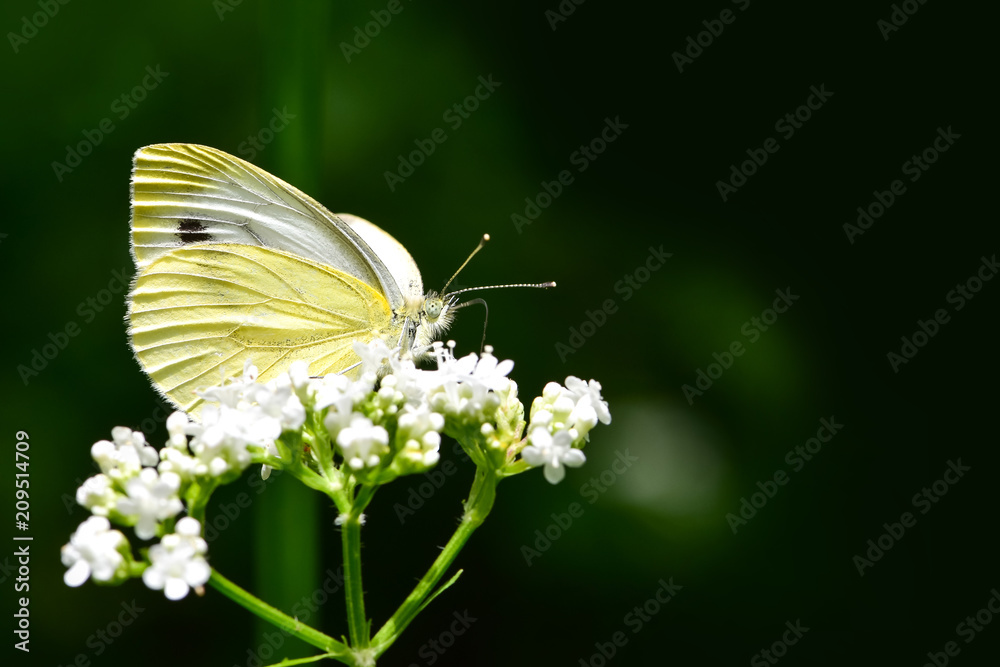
xmin=91 ymin=427 xmax=157 ymax=482
xmin=76 ymin=474 xmax=118 ymax=516
xmin=336 ymin=414 xmax=389 ymax=470
xmin=565 ymin=376 xmax=611 ymax=427
xmin=522 ymin=427 xmax=586 ymax=484
xmin=157 ymin=445 xmax=199 ymax=483
xmin=250 ymin=374 xmax=307 ymax=432
xmin=527 ymin=377 xmax=610 ymax=444
xmin=469 ymin=346 xmax=515 ymax=392
xmin=198 ymin=359 xmax=259 ymax=408
xmin=165 ymin=411 xmax=190 ymax=449
xmin=116 ymin=468 xmax=184 ymax=540
xmin=396 ymin=403 xmax=445 ymax=468
xmin=186 ymin=403 xmax=274 ymax=477
xmin=416 ymin=343 xmax=514 ymax=422
xmin=142 ymin=517 xmax=210 ymax=600
xmin=61 ymin=516 xmax=129 ymax=587
xmin=352 ymin=338 xmax=395 ymax=379
xmin=288 ymin=360 xmax=314 ymax=401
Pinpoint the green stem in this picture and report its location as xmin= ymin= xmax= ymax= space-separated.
xmin=209 ymin=569 xmax=345 ymax=655
xmin=342 ymin=485 xmax=377 ymax=648
xmin=371 ymin=468 xmax=499 ymax=653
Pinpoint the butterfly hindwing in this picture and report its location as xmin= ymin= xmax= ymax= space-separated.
xmin=128 ymin=243 xmax=397 ymax=414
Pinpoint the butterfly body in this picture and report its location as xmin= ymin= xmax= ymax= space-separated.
xmin=127 ymin=143 xmax=449 ymax=415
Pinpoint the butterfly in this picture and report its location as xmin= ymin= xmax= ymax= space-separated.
xmin=126 ymin=143 xmax=467 ymax=416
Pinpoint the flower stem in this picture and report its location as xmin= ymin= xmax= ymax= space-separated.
xmin=208 ymin=568 xmax=345 ymax=655
xmin=371 ymin=468 xmax=499 ymax=654
xmin=342 ymin=485 xmax=376 ymax=649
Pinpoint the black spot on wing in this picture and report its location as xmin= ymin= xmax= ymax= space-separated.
xmin=177 ymin=219 xmax=213 ymax=244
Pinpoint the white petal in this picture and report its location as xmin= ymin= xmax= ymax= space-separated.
xmin=164 ymin=578 xmax=190 ymax=600
xmin=185 ymin=560 xmax=211 ymax=587
xmin=63 ymin=560 xmax=91 ymax=587
xmin=543 ymin=462 xmax=566 ymax=484
xmin=563 ymin=449 xmax=587 ymax=468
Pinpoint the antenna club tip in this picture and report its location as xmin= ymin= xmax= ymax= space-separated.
xmin=547 ymin=281 xmax=557 ymax=288
xmin=482 ymin=233 xmax=491 ymax=242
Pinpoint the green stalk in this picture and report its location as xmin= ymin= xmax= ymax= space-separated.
xmin=209 ymin=569 xmax=345 ymax=654
xmin=342 ymin=485 xmax=377 ymax=648
xmin=371 ymin=468 xmax=499 ymax=653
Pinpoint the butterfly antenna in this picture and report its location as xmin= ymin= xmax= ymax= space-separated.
xmin=451 ymin=298 xmax=489 ymax=352
xmin=444 ymin=281 xmax=557 ymax=300
xmin=442 ymin=234 xmax=491 ymax=293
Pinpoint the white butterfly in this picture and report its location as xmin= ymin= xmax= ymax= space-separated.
xmin=126 ymin=143 xmax=456 ymax=415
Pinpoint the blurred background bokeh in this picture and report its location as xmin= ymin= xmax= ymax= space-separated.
xmin=1 ymin=2 xmax=995 ymax=665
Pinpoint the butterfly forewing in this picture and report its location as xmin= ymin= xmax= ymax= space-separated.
xmin=130 ymin=143 xmax=405 ymax=306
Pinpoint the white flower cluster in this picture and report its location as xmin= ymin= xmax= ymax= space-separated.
xmin=141 ymin=517 xmax=211 ymax=600
xmin=522 ymin=377 xmax=611 ymax=484
xmin=61 ymin=516 xmax=130 ymax=588
xmin=187 ymin=361 xmax=307 ymax=479
xmin=64 ymin=340 xmax=610 ymax=597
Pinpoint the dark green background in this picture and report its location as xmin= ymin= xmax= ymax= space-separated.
xmin=1 ymin=1 xmax=995 ymax=666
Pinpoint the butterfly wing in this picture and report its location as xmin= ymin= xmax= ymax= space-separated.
xmin=129 ymin=143 xmax=424 ymax=307
xmin=128 ymin=243 xmax=397 ymax=414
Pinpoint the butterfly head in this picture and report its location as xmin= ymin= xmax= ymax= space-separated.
xmin=416 ymin=291 xmax=457 ymax=347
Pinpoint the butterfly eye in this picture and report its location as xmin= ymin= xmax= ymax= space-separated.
xmin=424 ymin=298 xmax=443 ymax=321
